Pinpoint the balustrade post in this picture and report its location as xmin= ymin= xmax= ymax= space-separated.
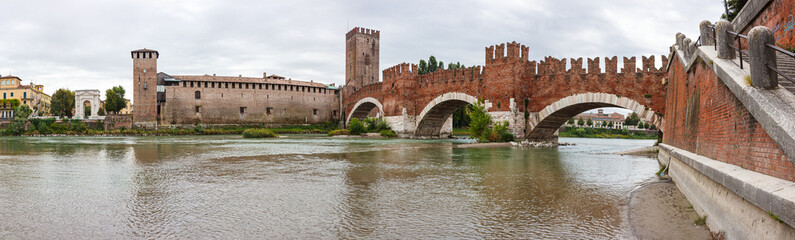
xmin=699 ymin=20 xmax=715 ymax=46
xmin=715 ymin=20 xmax=735 ymax=59
xmin=748 ymin=26 xmax=778 ymax=89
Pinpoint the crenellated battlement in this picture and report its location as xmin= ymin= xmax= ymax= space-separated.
xmin=485 ymin=41 xmax=529 ymax=64
xmin=346 ymin=27 xmax=380 ymax=40
xmin=532 ymin=55 xmax=667 ymax=75
xmin=418 ymin=66 xmax=484 ymax=86
xmin=383 ymin=62 xmax=417 ymax=81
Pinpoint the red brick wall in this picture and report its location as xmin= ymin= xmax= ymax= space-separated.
xmin=664 ymin=56 xmax=795 ymax=181
xmin=344 ymin=42 xmax=668 ymax=124
xmin=740 ymin=0 xmax=795 ymax=49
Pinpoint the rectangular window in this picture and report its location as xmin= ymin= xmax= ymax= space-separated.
xmin=225 ymin=83 xmax=229 ymax=88
xmin=23 ymin=92 xmax=26 ymax=98
xmin=259 ymin=84 xmax=262 ymax=89
xmin=195 ymin=106 xmax=201 ymax=113
xmin=190 ymin=81 xmax=194 ymax=87
xmin=232 ymin=83 xmax=235 ymax=89
xmin=245 ymin=83 xmax=249 ymax=89
xmin=240 ymin=107 xmax=246 ymax=114
xmin=10 ymin=92 xmax=13 ymax=97
xmin=239 ymin=83 xmax=242 ymax=89
xmin=278 ymin=85 xmax=282 ymax=91
xmin=204 ymin=82 xmax=208 ymax=88
xmin=266 ymin=107 xmax=273 ymax=115
xmin=211 ymin=82 xmax=215 ymax=88
xmin=195 ymin=91 xmax=201 ymax=99
xmin=313 ymin=109 xmax=318 ymax=115
xmin=183 ymin=81 xmax=186 ymax=87
xmin=333 ymin=110 xmax=337 ymax=117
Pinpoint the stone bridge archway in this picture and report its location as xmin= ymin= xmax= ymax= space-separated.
xmin=526 ymin=92 xmax=664 ymax=140
xmin=346 ymin=97 xmax=385 ymax=126
xmin=415 ymin=92 xmax=479 ymax=137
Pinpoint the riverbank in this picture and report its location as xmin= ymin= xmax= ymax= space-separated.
xmin=559 ymin=127 xmax=659 ymax=140
xmin=628 ymin=181 xmax=710 ymax=240
xmin=1 ymin=123 xmax=337 ymax=137
xmin=614 ymin=146 xmax=659 ymax=157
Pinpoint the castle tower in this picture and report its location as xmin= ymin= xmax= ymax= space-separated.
xmin=345 ymin=27 xmax=380 ymax=93
xmin=131 ymin=48 xmax=158 ymax=128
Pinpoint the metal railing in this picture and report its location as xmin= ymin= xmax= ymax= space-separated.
xmin=726 ymin=30 xmax=749 ymax=69
xmin=766 ymin=43 xmax=795 ymax=83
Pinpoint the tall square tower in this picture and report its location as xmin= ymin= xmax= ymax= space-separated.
xmin=131 ymin=48 xmax=158 ymax=128
xmin=345 ymin=27 xmax=380 ymax=93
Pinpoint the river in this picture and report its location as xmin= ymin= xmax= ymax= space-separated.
xmin=0 ymin=135 xmax=659 ymax=239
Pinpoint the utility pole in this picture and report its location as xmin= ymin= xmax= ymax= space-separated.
xmin=723 ymin=0 xmax=730 ymax=19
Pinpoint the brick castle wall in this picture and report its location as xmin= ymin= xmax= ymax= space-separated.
xmin=664 ymin=55 xmax=795 ymax=181
xmin=162 ymin=80 xmax=339 ymax=125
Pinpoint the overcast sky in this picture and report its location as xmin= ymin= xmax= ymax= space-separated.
xmin=0 ymin=0 xmax=723 ymax=111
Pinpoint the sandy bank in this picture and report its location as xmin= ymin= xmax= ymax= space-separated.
xmin=628 ymin=181 xmax=710 ymax=240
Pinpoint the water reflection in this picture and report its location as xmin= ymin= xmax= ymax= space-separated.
xmin=0 ymin=136 xmax=657 ymax=239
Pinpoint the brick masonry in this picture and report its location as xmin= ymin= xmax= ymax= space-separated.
xmin=735 ymin=0 xmax=795 ymax=49
xmin=665 ymin=53 xmax=795 ymax=181
xmin=344 ymin=35 xmax=667 ymax=138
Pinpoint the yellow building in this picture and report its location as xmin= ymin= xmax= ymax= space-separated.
xmin=0 ymin=75 xmax=52 ymax=117
xmin=100 ymin=98 xmax=132 ymax=115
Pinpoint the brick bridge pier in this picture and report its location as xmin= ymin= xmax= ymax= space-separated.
xmin=344 ymin=39 xmax=667 ymax=140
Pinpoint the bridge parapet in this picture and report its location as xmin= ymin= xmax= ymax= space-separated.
xmin=417 ymin=66 xmax=484 ymax=86
xmin=382 ymin=62 xmax=417 ymax=82
xmin=486 ymin=41 xmax=529 ymax=64
xmin=536 ymin=56 xmax=667 ymax=75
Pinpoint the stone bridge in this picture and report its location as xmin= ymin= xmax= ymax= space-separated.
xmin=344 ymin=42 xmax=667 ymax=139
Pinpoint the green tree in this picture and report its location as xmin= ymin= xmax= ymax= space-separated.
xmin=104 ymin=86 xmax=127 ymax=114
xmin=98 ymin=107 xmax=106 ymax=116
xmin=600 ymin=121 xmax=606 ymax=128
xmin=637 ymin=121 xmax=645 ymax=129
xmin=567 ymin=118 xmax=575 ymax=125
xmin=9 ymin=104 xmax=32 ymax=135
xmin=466 ymin=99 xmax=492 ymax=142
xmin=608 ymin=121 xmax=614 ymax=128
xmin=586 ymin=119 xmax=593 ymax=127
xmin=644 ymin=122 xmax=651 ymax=129
xmin=349 ymin=118 xmax=365 ymax=135
xmin=453 ymin=106 xmax=472 ymax=128
xmin=15 ymin=104 xmax=32 ymax=119
xmin=721 ymin=0 xmax=748 ymax=21
xmin=624 ymin=112 xmax=641 ymax=126
xmin=577 ymin=117 xmax=585 ymax=126
xmin=428 ymin=56 xmax=438 ymax=73
xmin=50 ymin=89 xmax=75 ymax=118
xmin=419 ymin=60 xmax=429 ymax=74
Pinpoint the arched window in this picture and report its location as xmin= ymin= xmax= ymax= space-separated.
xmin=195 ymin=91 xmax=201 ymax=99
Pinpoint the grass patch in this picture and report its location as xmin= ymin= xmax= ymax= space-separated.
xmin=380 ymin=130 xmax=397 ymax=138
xmin=242 ymin=129 xmax=278 ymax=138
xmin=452 ymin=128 xmax=471 ymax=136
xmin=328 ymin=129 xmax=350 ymax=136
xmin=745 ymin=75 xmax=752 ymax=86
xmin=694 ymin=215 xmax=707 ymax=225
xmin=769 ymin=210 xmax=784 ymax=224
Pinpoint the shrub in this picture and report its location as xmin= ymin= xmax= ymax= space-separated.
xmin=349 ymin=118 xmax=365 ymax=135
xmin=466 ymin=100 xmax=492 ymax=141
xmin=8 ymin=120 xmax=26 ymax=135
xmin=242 ymin=129 xmax=278 ymax=138
xmin=490 ymin=121 xmax=513 ymax=142
xmin=380 ymin=130 xmax=397 ymax=138
xmin=328 ymin=129 xmax=350 ymax=136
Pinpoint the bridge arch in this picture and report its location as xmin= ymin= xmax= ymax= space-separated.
xmin=346 ymin=97 xmax=385 ymax=126
xmin=527 ymin=92 xmax=664 ymax=140
xmin=415 ymin=92 xmax=478 ymax=137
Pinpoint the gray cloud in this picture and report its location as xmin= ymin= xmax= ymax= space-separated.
xmin=0 ymin=0 xmax=722 ymax=102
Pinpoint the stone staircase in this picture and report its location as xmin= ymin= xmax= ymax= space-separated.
xmin=776 ymin=52 xmax=795 ymax=94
